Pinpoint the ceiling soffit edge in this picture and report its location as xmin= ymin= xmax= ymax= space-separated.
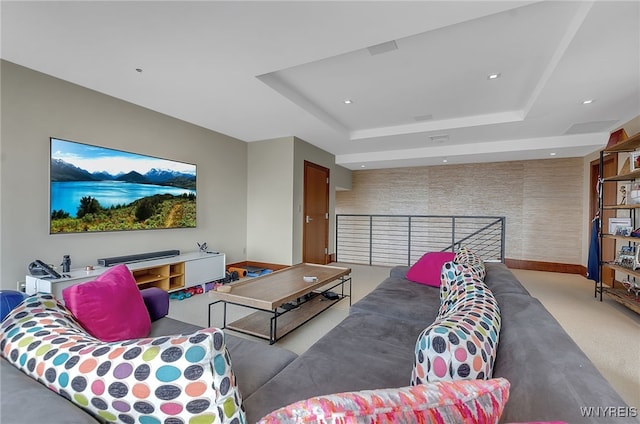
xmin=336 ymin=132 xmax=607 ymax=166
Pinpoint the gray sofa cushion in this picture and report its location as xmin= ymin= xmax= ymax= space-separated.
xmin=0 ymin=358 xmax=98 ymax=424
xmin=493 ymin=293 xmax=629 ymax=423
xmin=149 ymin=314 xmax=203 ymax=335
xmin=389 ymin=265 xmax=411 ymax=279
xmin=225 ymin=334 xmax=298 ymax=398
xmin=151 ymin=317 xmax=298 ymax=399
xmin=484 ymin=262 xmax=531 ymax=297
xmin=349 ymin=269 xmax=440 ymax=324
xmin=243 ymin=310 xmax=428 ymax=423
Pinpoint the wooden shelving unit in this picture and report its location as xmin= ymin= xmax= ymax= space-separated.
xmin=169 ymin=263 xmax=185 ymax=291
xmin=602 ymin=204 xmax=640 ymax=210
xmin=603 ymin=287 xmax=640 ymax=314
xmin=598 ymin=131 xmax=640 ymax=315
xmin=602 ymin=233 xmax=640 ymax=245
xmin=603 ymin=168 xmax=640 ymax=182
xmin=132 ymin=263 xmax=185 ymax=292
xmin=602 ymin=131 xmax=640 ymax=153
xmin=602 ymin=261 xmax=640 ymax=278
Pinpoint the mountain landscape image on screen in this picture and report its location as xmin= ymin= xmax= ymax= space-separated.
xmin=50 ymin=138 xmax=196 ymax=233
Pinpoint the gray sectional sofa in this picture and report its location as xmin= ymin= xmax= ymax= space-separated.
xmin=0 ymin=262 xmax=633 ymax=423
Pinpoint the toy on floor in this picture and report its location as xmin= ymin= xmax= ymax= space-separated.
xmin=247 ymin=269 xmax=273 ymax=277
xmin=169 ymin=285 xmax=205 ymax=300
xmin=169 ymin=290 xmax=190 ymax=301
xmin=186 ymin=286 xmax=204 ymax=296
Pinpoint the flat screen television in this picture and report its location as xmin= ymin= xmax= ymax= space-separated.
xmin=50 ymin=138 xmax=196 ymax=234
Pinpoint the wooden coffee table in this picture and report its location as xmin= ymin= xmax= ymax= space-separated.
xmin=208 ymin=263 xmax=351 ymax=344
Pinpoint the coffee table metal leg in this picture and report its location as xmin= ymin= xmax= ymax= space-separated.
xmin=208 ymin=301 xmax=218 ymax=327
xmin=337 ymin=276 xmax=352 ymax=306
xmin=270 ymin=311 xmax=277 ymax=345
xmin=222 ymin=302 xmax=228 ymax=329
xmin=208 ymin=300 xmax=228 ymax=329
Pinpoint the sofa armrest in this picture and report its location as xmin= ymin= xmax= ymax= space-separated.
xmin=140 ymin=287 xmax=169 ymax=321
xmin=389 ymin=266 xmax=410 ymax=279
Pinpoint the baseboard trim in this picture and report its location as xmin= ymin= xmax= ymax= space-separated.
xmin=226 ymin=261 xmax=290 ymax=272
xmin=505 ymin=258 xmax=586 ymax=275
xmin=229 ymin=258 xmax=587 ymax=276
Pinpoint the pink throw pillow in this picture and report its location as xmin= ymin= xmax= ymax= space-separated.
xmin=406 ymin=251 xmax=456 ymax=287
xmin=62 ymin=264 xmax=151 ymax=342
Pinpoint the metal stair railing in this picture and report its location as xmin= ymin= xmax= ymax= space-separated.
xmin=335 ymin=214 xmax=505 ymax=266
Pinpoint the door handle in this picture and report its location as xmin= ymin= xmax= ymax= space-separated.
xmin=306 ymin=215 xmax=313 ymax=223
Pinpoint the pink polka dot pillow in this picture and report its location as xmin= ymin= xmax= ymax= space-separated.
xmin=0 ymin=293 xmax=245 ymax=424
xmin=258 ymin=378 xmax=510 ymax=423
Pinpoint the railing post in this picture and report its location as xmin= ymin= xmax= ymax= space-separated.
xmin=369 ymin=215 xmax=373 ymax=266
xmin=451 ymin=216 xmax=456 ymax=252
xmin=335 ymin=215 xmax=339 ymax=263
xmin=407 ymin=216 xmax=412 ymax=266
xmin=501 ymin=217 xmax=506 ymax=263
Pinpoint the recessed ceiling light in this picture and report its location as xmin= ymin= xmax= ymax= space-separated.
xmin=442 ymin=158 xmax=448 ymax=163
xmin=550 ymin=152 xmax=557 ymax=156
xmin=360 ymin=165 xmax=366 ymax=168
xmin=343 ymin=99 xmax=353 ymax=104
xmin=487 ymin=73 xmax=501 ymax=80
xmin=582 ymin=99 xmax=594 ymax=105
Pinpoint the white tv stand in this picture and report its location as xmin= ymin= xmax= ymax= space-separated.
xmin=25 ymin=251 xmax=225 ymax=298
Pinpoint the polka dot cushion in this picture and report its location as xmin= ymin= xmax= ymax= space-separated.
xmin=453 ymin=247 xmax=487 ymax=281
xmin=0 ymin=293 xmax=245 ymax=424
xmin=439 ymin=247 xmax=486 ymax=316
xmin=439 ymin=261 xmax=480 ymax=315
xmin=412 ymin=276 xmax=501 ymax=384
xmin=258 ymin=378 xmax=510 ymax=424
xmin=454 ymin=246 xmax=486 ymax=280
xmin=454 ymin=246 xmax=483 ymax=266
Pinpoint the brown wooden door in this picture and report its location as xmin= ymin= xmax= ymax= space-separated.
xmin=303 ymin=161 xmax=329 ymax=264
xmin=591 ymin=154 xmax=618 ymax=286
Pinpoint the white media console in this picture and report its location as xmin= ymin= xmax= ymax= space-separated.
xmin=25 ymin=251 xmax=226 ymax=298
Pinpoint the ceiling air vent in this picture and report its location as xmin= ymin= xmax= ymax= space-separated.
xmin=367 ymin=40 xmax=398 ymax=56
xmin=429 ymin=134 xmax=449 ymax=142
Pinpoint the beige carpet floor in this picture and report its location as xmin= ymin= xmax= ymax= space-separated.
xmin=167 ymin=263 xmax=640 ymax=409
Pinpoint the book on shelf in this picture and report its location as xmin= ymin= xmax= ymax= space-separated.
xmin=615 ymin=245 xmax=635 ymax=267
xmin=608 ymin=217 xmax=632 ymax=235
xmin=629 ymin=183 xmax=640 ymax=204
xmin=632 ymin=151 xmax=640 ymax=171
xmin=606 ymin=128 xmax=628 ymax=148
